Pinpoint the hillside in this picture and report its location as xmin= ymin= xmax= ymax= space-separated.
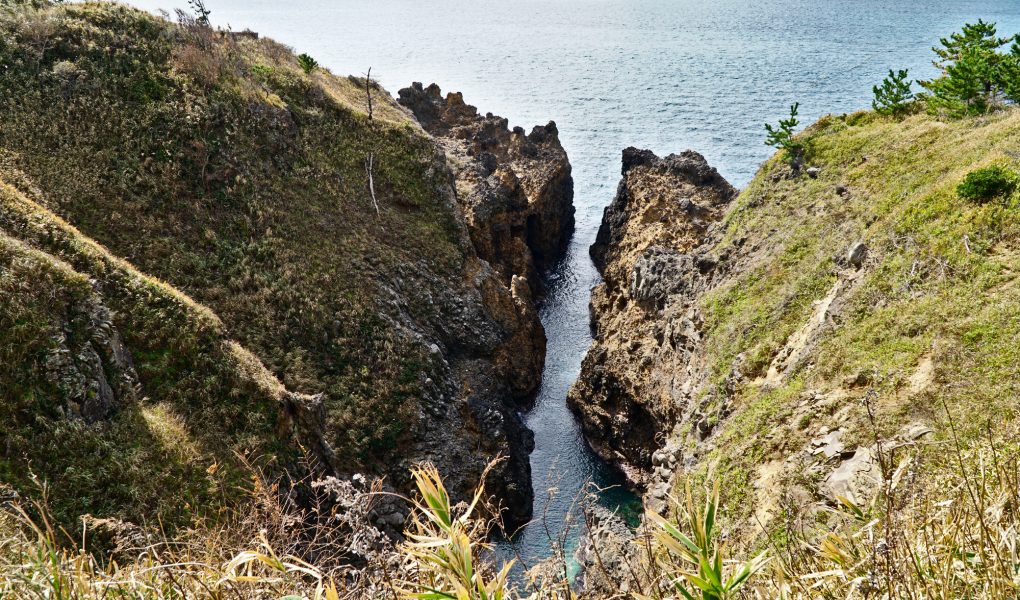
xmin=570 ymin=107 xmax=1020 ymax=555
xmin=0 ymin=1 xmax=573 ymax=532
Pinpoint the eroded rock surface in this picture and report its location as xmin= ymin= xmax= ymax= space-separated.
xmin=395 ymin=83 xmax=576 ymax=527
xmin=398 ymin=82 xmax=575 ymax=285
xmin=568 ymin=148 xmax=736 ymax=483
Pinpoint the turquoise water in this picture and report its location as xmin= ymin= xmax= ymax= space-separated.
xmin=129 ymin=0 xmax=1020 ymax=580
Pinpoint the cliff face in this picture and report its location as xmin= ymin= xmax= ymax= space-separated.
xmin=572 ymin=109 xmax=1020 ymax=538
xmin=393 ymin=84 xmax=577 ymax=523
xmin=398 ymin=82 xmax=576 ymax=291
xmin=0 ymin=3 xmax=570 ymax=531
xmin=568 ymin=148 xmax=736 ymax=485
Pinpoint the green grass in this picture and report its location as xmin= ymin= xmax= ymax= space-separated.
xmin=691 ymin=107 xmax=1020 ymax=524
xmin=0 ymin=0 xmax=491 ymax=532
xmin=0 ymin=181 xmax=295 ymax=530
xmin=0 ymin=0 xmax=480 ymax=507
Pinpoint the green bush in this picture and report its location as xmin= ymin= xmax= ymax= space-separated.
xmin=765 ymin=102 xmax=805 ymax=167
xmin=297 ymin=53 xmax=318 ymax=74
xmin=957 ymin=165 xmax=1017 ymax=202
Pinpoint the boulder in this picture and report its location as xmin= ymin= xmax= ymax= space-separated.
xmin=847 ymin=241 xmax=868 ymax=268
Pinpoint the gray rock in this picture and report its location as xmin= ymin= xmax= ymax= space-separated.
xmin=806 ymin=167 xmax=821 ymax=178
xmin=811 ymin=429 xmax=845 ymax=460
xmin=847 ymin=241 xmax=868 ymax=268
xmin=629 ymin=247 xmax=697 ymax=309
xmin=825 ymin=447 xmax=881 ymax=502
xmin=903 ymin=423 xmax=934 ymax=440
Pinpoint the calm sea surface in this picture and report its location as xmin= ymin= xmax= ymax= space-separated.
xmin=130 ymin=0 xmax=1020 ymax=580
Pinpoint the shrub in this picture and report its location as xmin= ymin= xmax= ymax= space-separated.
xmin=639 ymin=480 xmax=769 ymax=600
xmin=957 ymin=165 xmax=1017 ymax=202
xmin=765 ymin=102 xmax=805 ymax=168
xmin=297 ymin=53 xmax=318 ymax=74
xmin=873 ymin=69 xmax=914 ymax=117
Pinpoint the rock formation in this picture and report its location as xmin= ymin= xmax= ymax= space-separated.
xmin=0 ymin=3 xmax=575 ymax=537
xmin=396 ymin=83 xmax=577 ymax=526
xmin=398 ymin=82 xmax=576 ymax=289
xmin=568 ymin=148 xmax=736 ymax=488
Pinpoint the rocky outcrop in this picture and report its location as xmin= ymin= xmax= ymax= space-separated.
xmin=44 ymin=295 xmax=139 ymax=423
xmin=394 ymin=84 xmax=576 ymax=526
xmin=0 ymin=1 xmax=573 ymax=538
xmin=398 ymin=82 xmax=575 ymax=286
xmin=568 ymin=148 xmax=736 ymax=484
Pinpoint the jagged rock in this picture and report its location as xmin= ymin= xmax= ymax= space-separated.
xmin=568 ymin=148 xmax=735 ymax=479
xmin=398 ymin=82 xmax=575 ymax=276
xmin=630 ymin=247 xmax=698 ymax=309
xmin=591 ymin=147 xmax=734 ymax=273
xmin=393 ymin=83 xmax=576 ymax=528
xmin=574 ymin=506 xmax=639 ymax=596
xmin=43 ymin=293 xmax=138 ymax=423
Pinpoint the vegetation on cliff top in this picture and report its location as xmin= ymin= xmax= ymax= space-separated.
xmin=0 ymin=0 xmax=500 ymax=529
xmin=689 ymin=72 xmax=1020 ymax=600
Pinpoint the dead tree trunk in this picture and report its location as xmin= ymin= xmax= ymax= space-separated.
xmin=364 ymin=67 xmax=378 ymax=215
xmin=366 ymin=152 xmax=378 ymax=215
xmin=365 ymin=67 xmax=374 ymax=121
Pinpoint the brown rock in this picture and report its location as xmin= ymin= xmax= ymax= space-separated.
xmin=568 ymin=148 xmax=735 ymax=478
xmin=395 ymin=83 xmax=576 ymax=528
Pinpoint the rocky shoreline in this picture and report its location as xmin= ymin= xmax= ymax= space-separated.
xmin=567 ymin=147 xmax=736 ymax=498
xmin=394 ymin=83 xmax=575 ymax=528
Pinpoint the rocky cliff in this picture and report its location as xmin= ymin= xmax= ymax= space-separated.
xmin=568 ymin=148 xmax=736 ymax=488
xmin=395 ymin=83 xmax=576 ymax=523
xmin=0 ymin=2 xmax=571 ymax=532
xmin=398 ymin=82 xmax=575 ymax=291
xmin=571 ymin=108 xmax=1020 ymax=538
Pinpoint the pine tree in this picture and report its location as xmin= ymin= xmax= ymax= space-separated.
xmin=1003 ymin=39 xmax=1020 ymax=103
xmin=765 ymin=103 xmax=804 ymax=168
xmin=925 ymin=49 xmax=997 ymax=116
xmin=921 ymin=20 xmax=1015 ymax=116
xmin=931 ymin=19 xmax=1010 ymax=72
xmin=872 ymin=69 xmax=914 ymax=117
xmin=298 ymin=53 xmax=318 ymax=75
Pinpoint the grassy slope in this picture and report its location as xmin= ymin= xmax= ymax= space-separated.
xmin=694 ymin=109 xmax=1020 ymax=531
xmin=0 ymin=177 xmax=296 ymax=529
xmin=0 ymin=2 xmax=472 ymax=476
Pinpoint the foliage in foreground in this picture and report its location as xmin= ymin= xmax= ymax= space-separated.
xmin=5 ymin=432 xmax=1020 ymax=599
xmin=637 ymin=481 xmax=768 ymax=600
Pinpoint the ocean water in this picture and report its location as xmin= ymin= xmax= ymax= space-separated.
xmin=129 ymin=0 xmax=1020 ymax=581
